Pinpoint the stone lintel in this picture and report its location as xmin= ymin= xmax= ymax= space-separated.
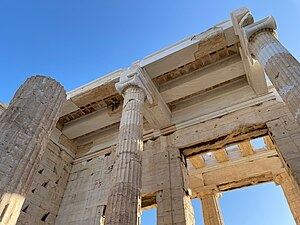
xmin=189 ymin=155 xmax=205 ymax=169
xmin=238 ymin=141 xmax=254 ymax=157
xmin=214 ymin=149 xmax=229 ymax=163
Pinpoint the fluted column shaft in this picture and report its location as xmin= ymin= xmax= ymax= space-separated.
xmin=248 ymin=31 xmax=300 ymax=124
xmin=0 ymin=76 xmax=66 ymax=225
xmin=105 ymin=86 xmax=145 ymax=225
xmin=276 ymin=173 xmax=300 ymax=225
xmin=199 ymin=193 xmax=224 ymax=225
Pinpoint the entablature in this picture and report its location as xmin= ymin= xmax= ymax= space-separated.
xmin=57 ymin=10 xmax=273 ymax=155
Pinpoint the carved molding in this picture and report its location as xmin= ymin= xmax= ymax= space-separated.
xmin=243 ymin=16 xmax=277 ymax=41
xmin=115 ymin=65 xmax=154 ymax=104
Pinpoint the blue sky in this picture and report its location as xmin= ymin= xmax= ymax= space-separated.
xmin=1 ymin=0 xmax=299 ymax=103
xmin=142 ymin=182 xmax=295 ymax=225
xmin=1 ymin=1 xmax=299 ymax=224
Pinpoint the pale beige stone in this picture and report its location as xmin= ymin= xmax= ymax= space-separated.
xmin=214 ymin=149 xmax=229 ymax=163
xmin=199 ymin=191 xmax=224 ymax=225
xmin=241 ymin=14 xmax=300 ymax=126
xmin=275 ymin=173 xmax=300 ymax=225
xmin=104 ymin=85 xmax=145 ymax=225
xmin=0 ymin=76 xmax=66 ymax=225
xmin=2 ymin=7 xmax=300 ymax=225
xmin=238 ymin=141 xmax=254 ymax=156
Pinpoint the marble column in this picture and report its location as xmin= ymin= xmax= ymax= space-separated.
xmin=0 ymin=76 xmax=66 ymax=225
xmin=244 ymin=16 xmax=300 ymax=124
xmin=199 ymin=191 xmax=224 ymax=225
xmin=105 ymin=67 xmax=152 ymax=225
xmin=275 ymin=173 xmax=300 ymax=225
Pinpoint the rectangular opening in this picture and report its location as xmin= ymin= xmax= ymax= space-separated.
xmin=141 ymin=208 xmax=156 ymax=225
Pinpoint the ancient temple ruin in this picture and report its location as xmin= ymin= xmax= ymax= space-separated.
xmin=1 ymin=7 xmax=300 ymax=225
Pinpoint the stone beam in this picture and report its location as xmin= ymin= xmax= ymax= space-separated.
xmin=160 ymin=55 xmax=245 ymax=103
xmin=190 ymin=150 xmax=284 ymax=195
xmin=182 ymin=124 xmax=267 ymax=157
xmin=189 ymin=155 xmax=205 ymax=169
xmin=139 ymin=67 xmax=172 ymax=129
xmin=0 ymin=76 xmax=66 ymax=225
xmin=62 ymin=107 xmax=121 ymax=139
xmin=170 ymin=99 xmax=289 ymax=156
xmin=140 ymin=21 xmax=239 ymax=79
xmin=214 ymin=149 xmax=229 ymax=163
xmin=231 ymin=7 xmax=268 ymax=95
xmin=238 ymin=141 xmax=254 ymax=156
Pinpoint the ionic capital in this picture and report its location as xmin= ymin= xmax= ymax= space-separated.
xmin=231 ymin=8 xmax=277 ymax=64
xmin=115 ymin=65 xmax=154 ymax=104
xmin=243 ymin=16 xmax=277 ymax=42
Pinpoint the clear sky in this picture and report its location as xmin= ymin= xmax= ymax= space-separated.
xmin=1 ymin=0 xmax=300 ymax=103
xmin=142 ymin=182 xmax=296 ymax=225
xmin=1 ymin=0 xmax=299 ymax=224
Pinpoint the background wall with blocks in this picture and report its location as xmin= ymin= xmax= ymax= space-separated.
xmin=16 ymin=141 xmax=73 ymax=225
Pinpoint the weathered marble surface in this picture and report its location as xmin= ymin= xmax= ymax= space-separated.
xmin=0 ymin=76 xmax=66 ymax=225
xmin=104 ymin=86 xmax=145 ymax=225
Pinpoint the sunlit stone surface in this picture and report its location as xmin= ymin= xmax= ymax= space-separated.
xmin=1 ymin=6 xmax=300 ymax=225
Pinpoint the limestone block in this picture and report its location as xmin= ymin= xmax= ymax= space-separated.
xmin=267 ymin=116 xmax=300 ymax=190
xmin=16 ymin=140 xmax=73 ymax=225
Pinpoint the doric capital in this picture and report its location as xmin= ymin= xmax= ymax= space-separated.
xmin=115 ymin=65 xmax=154 ymax=104
xmin=243 ymin=16 xmax=277 ymax=41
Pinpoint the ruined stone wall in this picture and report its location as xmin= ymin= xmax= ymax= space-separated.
xmin=143 ymin=137 xmax=194 ymax=225
xmin=16 ymin=140 xmax=73 ymax=225
xmin=53 ymin=98 xmax=298 ymax=225
xmin=55 ymin=149 xmax=115 ymax=225
xmin=55 ymin=135 xmax=194 ymax=225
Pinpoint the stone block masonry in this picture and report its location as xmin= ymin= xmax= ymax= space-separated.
xmin=16 ymin=141 xmax=73 ymax=225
